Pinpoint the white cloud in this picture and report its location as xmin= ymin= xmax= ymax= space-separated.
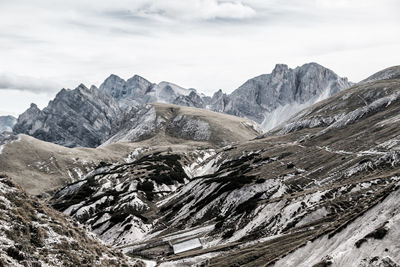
xmin=143 ymin=0 xmax=256 ymax=20
xmin=0 ymin=73 xmax=61 ymax=93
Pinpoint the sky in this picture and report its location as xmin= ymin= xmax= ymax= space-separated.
xmin=0 ymin=0 xmax=399 ymax=116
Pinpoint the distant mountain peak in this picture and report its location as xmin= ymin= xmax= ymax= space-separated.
xmin=29 ymin=103 xmax=38 ymax=109
xmin=273 ymin=63 xmax=289 ymax=72
xmin=13 ymin=62 xmax=356 ymax=147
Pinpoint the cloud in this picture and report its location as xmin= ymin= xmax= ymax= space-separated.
xmin=143 ymin=0 xmax=256 ymax=21
xmin=0 ymin=73 xmax=61 ymax=94
xmin=68 ymin=0 xmax=257 ymax=22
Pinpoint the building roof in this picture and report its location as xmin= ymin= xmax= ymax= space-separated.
xmin=172 ymin=238 xmax=202 ymax=254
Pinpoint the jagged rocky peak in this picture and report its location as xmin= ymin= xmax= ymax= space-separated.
xmin=360 ymin=65 xmax=400 ymax=84
xmin=99 ymin=73 xmax=154 ymax=103
xmin=127 ymin=74 xmax=153 ymax=92
xmin=173 ymin=90 xmax=205 ymax=108
xmin=99 ymin=74 xmax=127 ymax=99
xmin=12 ymin=103 xmax=44 ymax=135
xmin=224 ymin=62 xmax=352 ymax=129
xmin=13 ymin=83 xmax=121 ymax=148
xmin=269 ymin=65 xmax=400 ymax=137
xmin=0 ymin=115 xmax=17 ymax=133
xmin=294 ymin=62 xmax=351 ymax=99
xmin=210 ymin=89 xmax=229 ymax=112
xmin=149 ymin=81 xmax=194 ymax=104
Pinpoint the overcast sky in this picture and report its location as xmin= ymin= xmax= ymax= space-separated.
xmin=0 ymin=0 xmax=399 ymax=116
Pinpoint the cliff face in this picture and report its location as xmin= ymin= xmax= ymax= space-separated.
xmin=13 ymin=84 xmax=121 ymax=148
xmin=223 ymin=63 xmax=352 ymax=128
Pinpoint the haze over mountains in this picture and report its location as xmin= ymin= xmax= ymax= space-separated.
xmin=1 ymin=64 xmax=400 ymax=267
xmin=0 ymin=116 xmax=16 ymax=133
xmin=10 ymin=63 xmax=351 ymax=148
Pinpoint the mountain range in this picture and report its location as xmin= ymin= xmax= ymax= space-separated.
xmin=12 ymin=62 xmax=351 ymax=148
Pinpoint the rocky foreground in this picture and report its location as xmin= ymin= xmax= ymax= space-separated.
xmin=0 ymin=175 xmax=142 ymax=266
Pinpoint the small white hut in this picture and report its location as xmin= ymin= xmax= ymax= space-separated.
xmin=171 ymin=238 xmax=202 ymax=254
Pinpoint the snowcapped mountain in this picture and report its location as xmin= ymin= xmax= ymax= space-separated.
xmin=49 ymin=66 xmax=400 ymax=266
xmin=0 ymin=116 xmax=16 ymax=133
